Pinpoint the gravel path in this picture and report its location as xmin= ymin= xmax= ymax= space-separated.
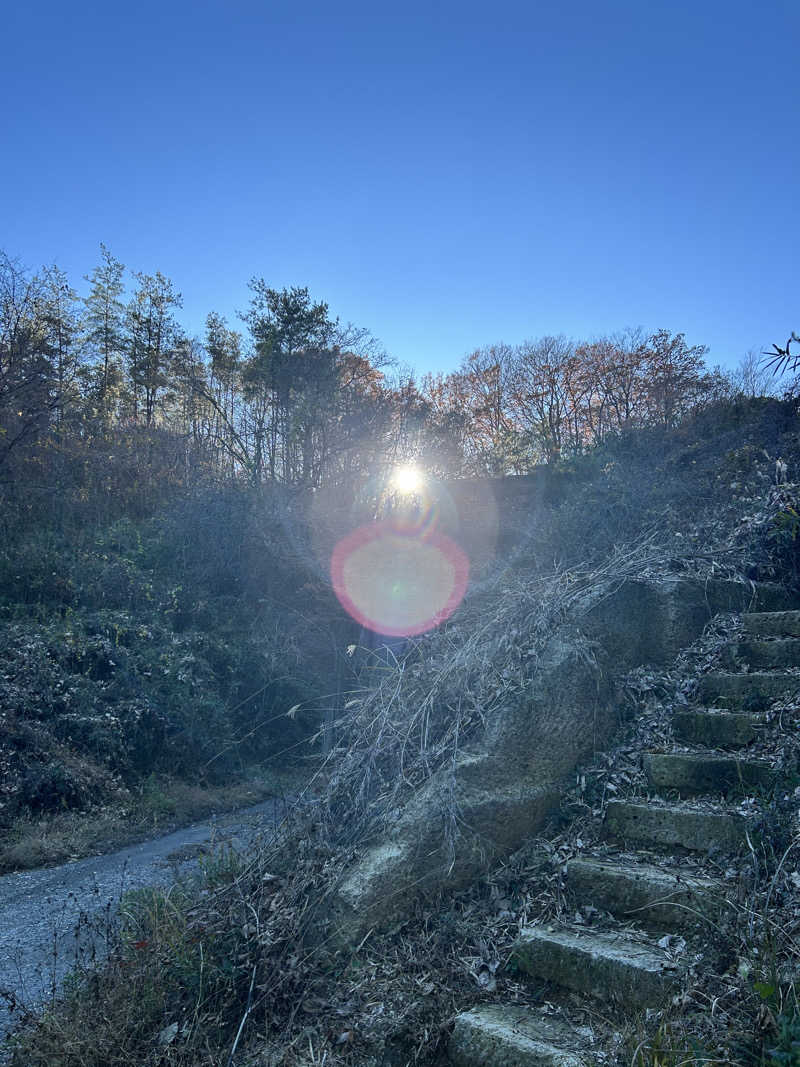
xmin=0 ymin=796 xmax=291 ymax=1055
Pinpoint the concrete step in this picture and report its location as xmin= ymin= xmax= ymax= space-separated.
xmin=747 ymin=586 xmax=798 ymax=613
xmin=449 ymin=1006 xmax=588 ymax=1067
xmin=512 ymin=926 xmax=682 ymax=1008
xmin=604 ymin=799 xmax=753 ymax=853
xmin=743 ymin=610 xmax=800 ymax=638
xmin=739 ymin=638 xmax=800 ymax=670
xmin=672 ymin=708 xmax=763 ymax=748
xmin=698 ymin=672 xmax=800 ymax=710
xmin=566 ymin=857 xmax=723 ymax=931
xmin=644 ymin=751 xmax=775 ymax=797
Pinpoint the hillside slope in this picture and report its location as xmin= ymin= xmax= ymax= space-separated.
xmin=4 ymin=396 xmax=800 ymax=1065
xmin=0 ymin=488 xmax=346 ymax=870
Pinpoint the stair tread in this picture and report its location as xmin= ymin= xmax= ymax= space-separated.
xmin=644 ymin=749 xmax=775 ymax=797
xmin=604 ymin=797 xmax=754 ymax=852
xmin=743 ymin=611 xmax=800 ymax=637
xmin=672 ymin=707 xmax=765 ymax=748
xmin=566 ymin=855 xmax=724 ymax=929
xmin=737 ymin=637 xmax=800 ymax=670
xmin=450 ymin=1006 xmax=589 ymax=1067
xmin=740 ymin=637 xmax=800 ymax=648
xmin=606 ymin=797 xmax=755 ymax=819
xmin=517 ymin=924 xmax=677 ymax=962
xmin=702 ymin=671 xmax=800 ymax=682
xmin=513 ymin=925 xmax=684 ymax=1007
xmin=646 ymin=750 xmax=772 ymax=765
xmin=568 ymin=854 xmax=719 ymax=889
xmin=698 ymin=671 xmax=800 ymax=708
xmin=676 ymin=707 xmax=766 ymax=719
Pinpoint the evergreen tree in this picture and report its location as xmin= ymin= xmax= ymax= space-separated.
xmin=241 ymin=283 xmax=334 ymax=482
xmin=83 ymin=244 xmax=125 ymax=426
xmin=125 ymin=270 xmax=182 ymax=426
xmin=39 ymin=264 xmax=84 ymax=432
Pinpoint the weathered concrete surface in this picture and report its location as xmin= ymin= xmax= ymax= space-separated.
xmin=332 ymin=777 xmax=561 ymax=941
xmin=512 ymin=926 xmax=681 ymax=1007
xmin=578 ymin=579 xmax=792 ymax=670
xmin=449 ymin=1005 xmax=588 ymax=1067
xmin=743 ymin=610 xmax=800 ymax=637
xmin=566 ymin=858 xmax=722 ymax=931
xmin=330 ymin=632 xmax=610 ymax=945
xmin=644 ymin=751 xmax=775 ymax=797
xmin=329 ymin=579 xmax=787 ymax=947
xmin=604 ymin=799 xmax=753 ymax=853
xmin=699 ymin=671 xmax=800 ymax=708
xmin=672 ymin=708 xmax=762 ymax=748
xmin=739 ymin=638 xmax=800 ymax=670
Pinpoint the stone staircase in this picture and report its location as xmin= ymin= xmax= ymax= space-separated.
xmin=448 ymin=608 xmax=800 ymax=1066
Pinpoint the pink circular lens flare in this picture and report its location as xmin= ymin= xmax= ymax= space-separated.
xmin=331 ymin=520 xmax=469 ymax=637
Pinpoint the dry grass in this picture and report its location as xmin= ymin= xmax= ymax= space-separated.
xmin=315 ymin=527 xmax=755 ymax=866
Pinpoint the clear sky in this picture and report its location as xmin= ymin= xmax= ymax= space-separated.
xmin=3 ymin=0 xmax=798 ymax=377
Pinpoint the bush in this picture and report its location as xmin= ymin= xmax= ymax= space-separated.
xmin=19 ymin=762 xmax=89 ymax=813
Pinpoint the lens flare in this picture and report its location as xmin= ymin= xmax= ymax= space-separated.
xmin=390 ymin=464 xmax=424 ymax=494
xmin=331 ymin=520 xmax=469 ymax=636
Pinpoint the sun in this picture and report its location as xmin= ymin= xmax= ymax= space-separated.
xmin=390 ymin=464 xmax=424 ymax=494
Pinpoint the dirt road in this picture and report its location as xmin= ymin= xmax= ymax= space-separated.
xmin=0 ymin=796 xmax=291 ymax=1055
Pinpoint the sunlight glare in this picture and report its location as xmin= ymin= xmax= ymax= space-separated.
xmin=391 ymin=464 xmax=424 ymax=494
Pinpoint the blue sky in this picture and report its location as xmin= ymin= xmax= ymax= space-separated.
xmin=3 ymin=0 xmax=798 ymax=376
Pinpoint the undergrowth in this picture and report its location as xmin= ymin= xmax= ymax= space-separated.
xmin=0 ymin=489 xmax=342 ymax=833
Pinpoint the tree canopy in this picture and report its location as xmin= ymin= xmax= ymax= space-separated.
xmin=0 ymin=244 xmax=750 ymax=523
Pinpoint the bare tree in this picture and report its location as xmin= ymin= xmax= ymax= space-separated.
xmin=509 ymin=335 xmax=576 ymax=463
xmin=726 ymin=348 xmax=782 ymax=398
xmin=640 ymin=329 xmax=710 ymax=426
